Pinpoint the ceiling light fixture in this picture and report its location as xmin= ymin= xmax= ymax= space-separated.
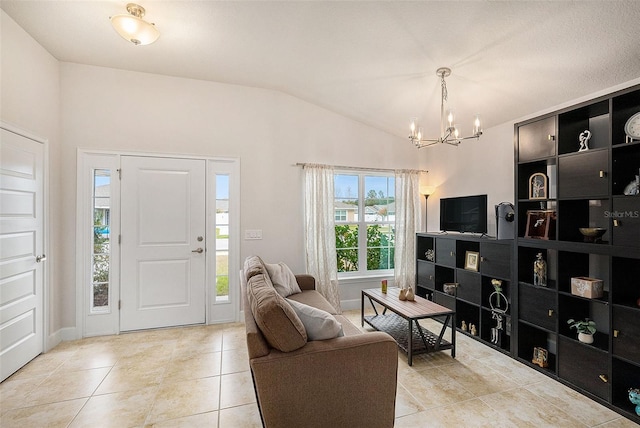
xmin=409 ymin=67 xmax=482 ymax=148
xmin=110 ymin=3 xmax=159 ymax=46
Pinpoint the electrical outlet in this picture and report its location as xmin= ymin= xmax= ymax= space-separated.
xmin=245 ymin=229 xmax=262 ymax=240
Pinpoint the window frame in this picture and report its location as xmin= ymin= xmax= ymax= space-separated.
xmin=334 ymin=170 xmax=395 ymax=279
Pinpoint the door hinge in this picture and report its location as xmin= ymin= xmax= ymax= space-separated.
xmin=118 ymin=234 xmax=121 ymax=245
xmin=117 ymin=168 xmax=122 ymax=180
xmin=118 ymin=300 xmax=121 ymax=310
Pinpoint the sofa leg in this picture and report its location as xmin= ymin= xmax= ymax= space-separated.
xmin=250 ymin=368 xmax=266 ymax=428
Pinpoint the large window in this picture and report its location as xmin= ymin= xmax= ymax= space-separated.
xmin=334 ymin=173 xmax=395 ymax=275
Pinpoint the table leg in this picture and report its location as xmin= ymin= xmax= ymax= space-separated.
xmin=361 ymin=291 xmax=364 ymax=327
xmin=408 ymin=319 xmax=413 ymax=366
xmin=451 ymin=313 xmax=456 ymax=358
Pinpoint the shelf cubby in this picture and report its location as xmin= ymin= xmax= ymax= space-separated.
xmin=612 ymin=143 xmax=640 ymax=196
xmin=517 ymin=246 xmax=557 ymax=289
xmin=518 ymin=160 xmax=557 ymax=200
xmin=558 ymin=100 xmax=609 ymax=155
xmin=612 ymin=257 xmax=640 ymax=308
xmin=612 ymin=357 xmax=640 ymax=423
xmin=612 ymin=88 xmax=640 ymax=146
xmin=557 ymin=251 xmax=609 ymax=298
xmin=557 ymin=199 xmax=610 ymax=243
xmin=517 ymin=322 xmax=557 ymax=374
xmin=480 ymin=307 xmax=511 ymax=352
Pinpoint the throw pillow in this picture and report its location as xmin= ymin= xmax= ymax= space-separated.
xmin=265 ymin=262 xmax=301 ymax=297
xmin=286 ymin=299 xmax=344 ymax=341
xmin=247 ymin=274 xmax=307 ymax=352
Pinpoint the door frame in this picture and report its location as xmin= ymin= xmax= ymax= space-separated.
xmin=0 ymin=121 xmax=50 ymax=352
xmin=75 ymin=149 xmax=240 ymax=337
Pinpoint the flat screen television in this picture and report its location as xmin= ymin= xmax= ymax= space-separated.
xmin=440 ymin=194 xmax=488 ymax=234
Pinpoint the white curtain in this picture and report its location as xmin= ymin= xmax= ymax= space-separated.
xmin=394 ymin=170 xmax=422 ymax=290
xmin=303 ymin=164 xmax=341 ymax=313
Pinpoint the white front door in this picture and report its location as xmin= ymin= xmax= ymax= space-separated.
xmin=0 ymin=127 xmax=45 ymax=382
xmin=120 ymin=156 xmax=206 ymax=331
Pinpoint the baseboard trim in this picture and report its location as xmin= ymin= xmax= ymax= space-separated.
xmin=340 ymin=299 xmax=360 ymax=311
xmin=46 ymin=327 xmax=77 ymax=351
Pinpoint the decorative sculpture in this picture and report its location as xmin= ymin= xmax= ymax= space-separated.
xmin=578 ymin=129 xmax=592 ymax=152
xmin=534 ymin=253 xmax=547 ymax=287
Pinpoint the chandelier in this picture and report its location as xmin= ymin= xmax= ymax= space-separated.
xmin=409 ymin=67 xmax=482 ymax=148
xmin=110 ymin=3 xmax=160 ymax=46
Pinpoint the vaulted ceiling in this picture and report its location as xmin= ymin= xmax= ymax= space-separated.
xmin=3 ymin=1 xmax=640 ymax=139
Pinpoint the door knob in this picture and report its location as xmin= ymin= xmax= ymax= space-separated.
xmin=36 ymin=254 xmax=47 ymax=263
xmin=191 ymin=248 xmax=204 ymax=254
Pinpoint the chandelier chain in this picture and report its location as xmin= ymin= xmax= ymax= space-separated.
xmin=441 ymin=74 xmax=448 ymax=102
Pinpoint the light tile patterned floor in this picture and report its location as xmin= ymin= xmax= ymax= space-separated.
xmin=0 ymin=310 xmax=637 ymax=427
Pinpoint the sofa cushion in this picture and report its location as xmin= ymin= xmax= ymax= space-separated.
xmin=265 ymin=262 xmax=301 ymax=297
xmin=286 ymin=299 xmax=344 ymax=341
xmin=244 ymin=255 xmax=266 ymax=280
xmin=247 ymin=273 xmax=307 ymax=352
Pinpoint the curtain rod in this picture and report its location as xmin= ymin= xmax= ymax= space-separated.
xmin=295 ymin=163 xmax=428 ymax=174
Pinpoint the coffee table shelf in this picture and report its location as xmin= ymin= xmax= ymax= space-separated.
xmin=363 ymin=313 xmax=453 ymax=356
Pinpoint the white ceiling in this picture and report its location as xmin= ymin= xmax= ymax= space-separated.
xmin=3 ymin=1 xmax=640 ymax=139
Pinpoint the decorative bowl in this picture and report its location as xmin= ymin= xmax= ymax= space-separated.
xmin=579 ymin=227 xmax=606 ymax=243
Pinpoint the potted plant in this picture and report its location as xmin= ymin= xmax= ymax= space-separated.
xmin=567 ymin=318 xmax=596 ymax=344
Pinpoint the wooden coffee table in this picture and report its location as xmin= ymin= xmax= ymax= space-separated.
xmin=361 ymin=287 xmax=455 ymax=366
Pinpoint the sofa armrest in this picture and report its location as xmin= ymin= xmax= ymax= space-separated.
xmin=250 ymin=332 xmax=398 ymax=428
xmin=295 ymin=274 xmax=316 ymax=291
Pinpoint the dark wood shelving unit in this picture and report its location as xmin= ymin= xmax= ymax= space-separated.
xmin=415 ymin=233 xmax=513 ymax=355
xmin=514 ymin=84 xmax=640 ymax=423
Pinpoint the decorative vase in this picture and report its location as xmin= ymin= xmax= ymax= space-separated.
xmin=578 ymin=332 xmax=594 ymax=344
xmin=405 ymin=287 xmax=415 ymax=301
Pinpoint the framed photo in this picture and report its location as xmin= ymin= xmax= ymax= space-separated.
xmin=532 ymin=346 xmax=549 ymax=368
xmin=464 ymin=251 xmax=479 ymax=271
xmin=529 ymin=173 xmax=548 ymax=200
xmin=524 ymin=210 xmax=557 ymax=240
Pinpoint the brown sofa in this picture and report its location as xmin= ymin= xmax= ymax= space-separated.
xmin=241 ymin=256 xmax=398 ymax=428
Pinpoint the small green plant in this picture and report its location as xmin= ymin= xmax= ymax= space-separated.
xmin=567 ymin=318 xmax=596 ymax=335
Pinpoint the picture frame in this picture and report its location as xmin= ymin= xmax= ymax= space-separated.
xmin=532 ymin=346 xmax=549 ymax=368
xmin=464 ymin=251 xmax=479 ymax=271
xmin=528 ymin=172 xmax=548 ymax=200
xmin=524 ymin=210 xmax=557 ymax=240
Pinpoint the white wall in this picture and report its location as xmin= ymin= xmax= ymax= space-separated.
xmin=1 ymin=10 xmax=62 ymax=339
xmin=59 ymin=63 xmax=421 ymax=324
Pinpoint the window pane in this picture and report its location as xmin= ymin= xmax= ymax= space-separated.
xmin=367 ymin=225 xmax=395 ymax=270
xmin=335 ymin=224 xmax=358 ymax=272
xmin=364 ymin=176 xmax=395 ymax=222
xmin=92 ymin=169 xmax=110 ymax=310
xmin=215 ymin=174 xmax=230 ymax=301
xmin=334 ymin=174 xmax=359 ymax=222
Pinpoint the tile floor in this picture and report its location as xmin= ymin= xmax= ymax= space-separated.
xmin=0 ymin=309 xmax=637 ymax=427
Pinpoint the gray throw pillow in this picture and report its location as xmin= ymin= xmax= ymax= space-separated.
xmin=265 ymin=262 xmax=302 ymax=297
xmin=286 ymin=299 xmax=344 ymax=341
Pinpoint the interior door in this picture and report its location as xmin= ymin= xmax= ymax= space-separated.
xmin=120 ymin=156 xmax=206 ymax=331
xmin=0 ymin=127 xmax=45 ymax=382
